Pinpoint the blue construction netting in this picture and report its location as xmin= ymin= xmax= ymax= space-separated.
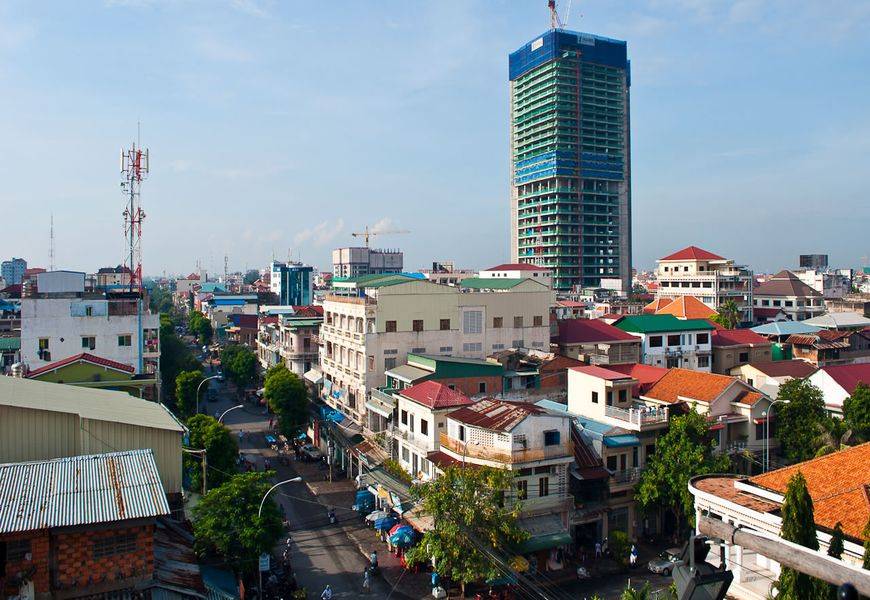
xmin=509 ymin=29 xmax=628 ymax=82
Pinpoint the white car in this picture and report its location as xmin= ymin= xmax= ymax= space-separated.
xmin=647 ymin=547 xmax=683 ymax=576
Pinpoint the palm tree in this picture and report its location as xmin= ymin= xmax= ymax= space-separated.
xmin=621 ymin=582 xmax=653 ymax=600
xmin=814 ymin=418 xmax=852 ymax=457
xmin=714 ymin=299 xmax=741 ymax=330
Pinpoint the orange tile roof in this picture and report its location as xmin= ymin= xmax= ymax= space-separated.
xmin=643 ymin=297 xmax=673 ymax=314
xmin=643 ymin=368 xmax=737 ymax=404
xmin=660 ymin=246 xmax=725 ymax=261
xmin=655 ymin=296 xmax=717 ymax=320
xmin=748 ymin=442 xmax=870 ymax=541
xmin=733 ymin=390 xmax=763 ymax=406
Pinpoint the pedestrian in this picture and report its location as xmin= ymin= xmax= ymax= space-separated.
xmin=264 ymin=458 xmax=271 ymax=471
xmin=269 ymin=416 xmax=274 ymax=429
xmin=630 ymin=544 xmax=638 ymax=568
xmin=594 ymin=541 xmax=602 ymax=559
xmin=362 ymin=567 xmax=371 ymax=593
xmin=320 ymin=584 xmax=333 ymax=600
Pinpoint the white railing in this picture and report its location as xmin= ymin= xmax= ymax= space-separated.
xmin=604 ymin=404 xmax=668 ymax=427
xmin=610 ymin=466 xmax=643 ymax=485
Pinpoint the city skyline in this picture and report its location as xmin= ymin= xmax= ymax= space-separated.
xmin=2 ymin=1 xmax=869 ymax=276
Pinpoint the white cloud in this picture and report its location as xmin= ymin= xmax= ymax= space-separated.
xmin=230 ymin=0 xmax=270 ymax=18
xmin=194 ymin=33 xmax=253 ymax=63
xmin=293 ymin=218 xmax=345 ymax=248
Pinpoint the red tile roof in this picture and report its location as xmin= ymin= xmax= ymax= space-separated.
xmin=753 ymin=307 xmax=787 ymax=318
xmin=643 ymin=368 xmax=739 ymax=404
xmin=656 ymin=296 xmax=718 ymax=320
xmin=660 ymin=246 xmax=725 ymax=261
xmin=754 ymin=270 xmax=822 ymax=298
xmin=642 ymin=298 xmax=673 ymax=314
xmin=554 ymin=319 xmax=639 ymax=344
xmin=607 ymin=363 xmax=669 ymax=394
xmin=292 ymin=305 xmax=325 ymax=317
xmin=26 ymin=353 xmax=135 ymax=377
xmin=819 ymin=364 xmax=870 ymax=396
xmin=711 ymin=328 xmax=771 ymax=347
xmin=448 ymin=398 xmax=545 ymax=432
xmin=486 ymin=263 xmax=551 ymax=272
xmin=748 ymin=360 xmax=817 ymax=379
xmin=400 ymin=381 xmax=472 ymax=410
xmin=570 ymin=365 xmax=633 ymax=381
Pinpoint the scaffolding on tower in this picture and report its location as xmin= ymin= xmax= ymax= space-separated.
xmin=120 ymin=143 xmax=149 ymax=294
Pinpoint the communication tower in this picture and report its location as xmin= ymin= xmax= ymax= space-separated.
xmin=120 ymin=142 xmax=149 ymax=293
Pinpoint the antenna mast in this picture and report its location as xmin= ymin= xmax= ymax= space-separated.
xmin=49 ymin=213 xmax=55 ymax=271
xmin=120 ymin=139 xmax=149 ymax=293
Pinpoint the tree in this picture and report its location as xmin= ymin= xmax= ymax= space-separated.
xmin=264 ymin=365 xmax=309 ymax=436
xmin=159 ymin=316 xmax=201 ymax=410
xmin=843 ymin=383 xmax=870 ymax=443
xmin=243 ymin=269 xmax=259 ymax=285
xmin=405 ymin=466 xmax=528 ymax=593
xmin=175 ymin=369 xmax=205 ymax=419
xmin=189 ymin=310 xmax=213 ymax=345
xmin=777 ymin=379 xmax=828 ymax=462
xmin=636 ymin=411 xmax=730 ymax=536
xmin=814 ymin=417 xmax=852 ymax=458
xmin=148 ymin=285 xmax=175 ymax=314
xmin=826 ymin=522 xmax=845 ymax=600
xmin=609 ymin=530 xmax=631 ymax=567
xmin=185 ymin=414 xmax=239 ymax=492
xmin=222 ymin=344 xmax=257 ymax=392
xmin=192 ymin=472 xmax=284 ymax=575
xmin=774 ymin=472 xmax=827 ymax=600
xmin=711 ymin=299 xmax=741 ymax=330
xmin=621 ymin=581 xmax=653 ymax=600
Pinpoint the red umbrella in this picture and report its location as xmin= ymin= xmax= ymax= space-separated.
xmin=388 ymin=523 xmax=404 ymax=536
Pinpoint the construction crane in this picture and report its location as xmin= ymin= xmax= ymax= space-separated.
xmin=351 ymin=226 xmax=410 ymax=248
xmin=548 ymin=0 xmax=572 ymax=29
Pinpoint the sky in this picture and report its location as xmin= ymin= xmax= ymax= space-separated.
xmin=2 ymin=0 xmax=869 ymax=277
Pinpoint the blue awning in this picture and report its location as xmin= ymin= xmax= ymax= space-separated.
xmin=374 ymin=516 xmax=398 ymax=531
xmin=319 ymin=405 xmax=345 ymax=424
xmin=603 ymin=434 xmax=640 ymax=448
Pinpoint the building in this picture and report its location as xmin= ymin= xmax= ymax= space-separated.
xmin=509 ymin=30 xmax=631 ymax=292
xmin=0 ymin=450 xmax=207 ymax=600
xmin=807 ymin=363 xmax=870 ymax=414
xmin=654 ymin=246 xmax=753 ymax=323
xmin=710 ymin=328 xmax=772 ymax=375
xmin=802 ymin=311 xmax=870 ymax=330
xmin=613 ymin=314 xmax=715 ymax=371
xmin=488 ymin=348 xmax=581 ymax=399
xmin=1 ymin=257 xmax=27 ymax=285
xmin=419 ymin=261 xmax=476 ymax=286
xmin=270 ymin=261 xmax=314 ymax=306
xmin=256 ymin=314 xmax=322 ymax=377
xmin=201 ymin=293 xmax=259 ymax=331
xmin=689 ymin=443 xmax=870 ymax=600
xmin=94 ymin=265 xmax=132 ymax=289
xmin=730 ymin=360 xmax=818 ymax=400
xmin=753 ymin=270 xmax=825 ymax=322
xmin=381 ymin=353 xmax=505 ymax=398
xmin=319 ymin=276 xmax=551 ymax=428
xmin=478 ymin=263 xmax=553 ymax=288
xmin=553 ymin=318 xmax=641 ymax=365
xmin=799 ymin=254 xmax=829 ymax=269
xmin=644 ymin=295 xmax=717 ymax=321
xmin=19 ymin=271 xmax=160 ymax=390
xmin=0 ymin=376 xmax=185 ymax=494
xmin=25 ymin=352 xmax=158 ymax=396
xmin=793 ymin=268 xmax=852 ymax=300
xmin=225 ymin=313 xmax=259 ymax=347
xmin=332 ymin=247 xmax=403 ymax=278
xmin=787 ymin=329 xmax=870 ymax=367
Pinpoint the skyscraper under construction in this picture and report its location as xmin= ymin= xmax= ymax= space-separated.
xmin=509 ymin=29 xmax=631 ymax=292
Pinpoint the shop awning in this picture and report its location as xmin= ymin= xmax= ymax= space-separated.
xmin=515 ymin=514 xmax=571 ymax=554
xmin=304 ymin=369 xmax=323 ymax=385
xmin=602 ymin=434 xmax=640 ymax=448
xmin=365 ymin=400 xmax=393 ymax=418
xmin=516 ymin=531 xmax=573 ymax=554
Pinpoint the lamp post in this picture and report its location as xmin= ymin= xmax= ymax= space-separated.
xmin=196 ymin=374 xmax=221 ymax=415
xmin=763 ymin=399 xmax=787 ymax=472
xmin=218 ymin=404 xmax=244 ymax=423
xmin=258 ymin=477 xmax=303 ymax=598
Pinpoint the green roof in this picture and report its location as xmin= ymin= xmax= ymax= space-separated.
xmin=282 ymin=318 xmax=322 ymax=329
xmin=333 ymin=274 xmax=418 ymax=289
xmin=460 ymin=277 xmax=525 ymax=290
xmin=614 ymin=314 xmax=715 ymax=334
xmin=0 ymin=337 xmax=20 ymax=351
xmin=407 ymin=353 xmax=503 ymax=378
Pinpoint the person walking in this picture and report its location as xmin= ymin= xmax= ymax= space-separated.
xmin=630 ymin=544 xmax=638 ymax=568
xmin=362 ymin=567 xmax=371 ymax=593
xmin=320 ymin=584 xmax=333 ymax=600
xmin=594 ymin=540 xmax=602 ymax=559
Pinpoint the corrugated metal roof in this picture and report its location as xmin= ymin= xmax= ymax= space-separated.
xmin=0 ymin=449 xmax=169 ymax=533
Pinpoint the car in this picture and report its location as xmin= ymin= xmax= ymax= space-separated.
xmin=300 ymin=444 xmax=323 ymax=461
xmin=647 ymin=547 xmax=683 ymax=576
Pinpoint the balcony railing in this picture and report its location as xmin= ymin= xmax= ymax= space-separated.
xmin=369 ymin=388 xmax=397 ymax=413
xmin=604 ymin=404 xmax=668 ymax=427
xmin=389 ymin=425 xmax=432 ymax=450
xmin=439 ymin=433 xmax=571 ymax=464
xmin=610 ymin=467 xmax=643 ymax=485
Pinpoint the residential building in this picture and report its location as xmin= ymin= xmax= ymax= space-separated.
xmin=270 ymin=261 xmax=314 ymax=306
xmin=332 ymin=247 xmax=403 ymax=278
xmin=1 ymin=257 xmax=26 ymax=285
xmin=0 ymin=376 xmax=185 ymax=495
xmin=553 ymin=299 xmax=586 ymax=320
xmin=802 ymin=311 xmax=870 ymax=330
xmin=430 ymin=398 xmax=574 ymax=569
xmin=488 ymin=347 xmax=581 ymax=399
xmin=614 ymin=314 xmax=715 ymax=371
xmin=225 ymin=313 xmax=259 ymax=347
xmin=0 ymin=450 xmax=207 ymax=600
xmin=175 ymin=272 xmax=201 ymax=295
xmin=420 ymin=261 xmax=476 ymax=286
xmin=799 ymin=254 xmax=829 ymax=269
xmin=0 ymin=336 xmax=20 ymax=373
xmin=807 ymin=363 xmax=870 ymax=414
xmin=256 ymin=314 xmax=322 ymax=377
xmin=319 ymin=276 xmax=551 ymax=429
xmin=689 ymin=443 xmax=870 ymax=600
xmin=787 ymin=329 xmax=870 ymax=367
xmin=568 ymin=365 xmax=670 ymax=433
xmin=753 ymin=270 xmax=825 ymax=322
xmin=553 ymin=318 xmax=641 ymax=365
xmin=710 ymin=328 xmax=772 ymax=374
xmin=750 ymin=320 xmax=823 ymax=360
xmin=94 ymin=265 xmax=132 ymax=289
xmin=644 ymin=295 xmax=717 ymax=321
xmin=478 ymin=263 xmax=553 ymax=288
xmin=25 ymin=352 xmax=158 ymax=397
xmin=381 ymin=353 xmax=505 ymax=398
xmin=509 ymin=30 xmax=632 ymax=291
xmin=19 ymin=271 xmax=160 ymax=392
xmin=825 ymin=295 xmax=870 ymax=317
xmin=730 ymin=360 xmax=818 ymax=400
xmin=655 ymin=246 xmax=754 ymax=323
xmin=201 ymin=293 xmax=259 ymax=330
xmin=794 ymin=268 xmax=852 ymax=300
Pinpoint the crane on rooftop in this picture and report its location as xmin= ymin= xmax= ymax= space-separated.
xmin=351 ymin=226 xmax=410 ymax=248
xmin=548 ymin=0 xmax=573 ymax=29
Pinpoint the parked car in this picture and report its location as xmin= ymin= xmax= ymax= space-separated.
xmin=300 ymin=444 xmax=323 ymax=461
xmin=647 ymin=547 xmax=683 ymax=576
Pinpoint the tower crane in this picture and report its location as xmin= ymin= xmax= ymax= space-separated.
xmin=351 ymin=226 xmax=410 ymax=248
xmin=548 ymin=0 xmax=572 ymax=29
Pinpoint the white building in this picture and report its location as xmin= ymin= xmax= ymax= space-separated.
xmin=613 ymin=314 xmax=715 ymax=372
xmin=478 ymin=263 xmax=552 ymax=288
xmin=807 ymin=363 xmax=870 ymax=414
xmin=20 ymin=271 xmax=160 ymax=377
xmin=256 ymin=315 xmax=322 ymax=377
xmin=753 ymin=270 xmax=825 ymax=322
xmin=655 ymin=246 xmax=753 ymax=323
xmin=794 ymin=268 xmax=852 ymax=300
xmin=332 ymin=247 xmax=403 ymax=278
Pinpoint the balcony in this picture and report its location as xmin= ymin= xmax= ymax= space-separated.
xmin=439 ymin=433 xmax=571 ymax=465
xmin=604 ymin=404 xmax=668 ymax=429
xmin=368 ymin=388 xmax=397 ymax=416
xmin=609 ymin=467 xmax=643 ymax=485
xmin=389 ymin=425 xmax=432 ymax=450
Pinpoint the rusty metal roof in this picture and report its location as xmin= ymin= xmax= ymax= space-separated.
xmin=447 ymin=398 xmax=544 ymax=432
xmin=0 ymin=449 xmax=169 ymax=533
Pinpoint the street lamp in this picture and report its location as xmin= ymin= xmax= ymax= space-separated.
xmin=218 ymin=404 xmax=244 ymax=423
xmin=196 ymin=375 xmax=221 ymax=415
xmin=258 ymin=477 xmax=303 ymax=597
xmin=763 ymin=399 xmax=787 ymax=472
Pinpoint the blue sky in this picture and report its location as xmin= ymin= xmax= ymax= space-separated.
xmin=2 ymin=0 xmax=869 ymax=277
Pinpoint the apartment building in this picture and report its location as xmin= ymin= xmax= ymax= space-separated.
xmin=753 ymin=270 xmax=825 ymax=322
xmin=319 ymin=276 xmax=551 ymax=428
xmin=655 ymin=246 xmax=753 ymax=323
xmin=710 ymin=328 xmax=772 ymax=374
xmin=478 ymin=263 xmax=553 ymax=288
xmin=614 ymin=314 xmax=715 ymax=371
xmin=256 ymin=314 xmax=322 ymax=377
xmin=794 ymin=268 xmax=852 ymax=299
xmin=332 ymin=247 xmax=403 ymax=278
xmin=553 ymin=318 xmax=641 ymax=366
xmin=270 ymin=261 xmax=314 ymax=306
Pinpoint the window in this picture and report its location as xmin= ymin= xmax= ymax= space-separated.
xmin=493 ymin=317 xmax=503 ymax=329
xmin=762 ymin=299 xmax=770 ymax=306
xmin=738 ymin=352 xmax=749 ymax=363
xmin=440 ymin=319 xmax=450 ymax=331
xmin=698 ymin=356 xmax=710 ymax=368
xmin=458 ymin=425 xmax=465 ymax=442
xmin=85 ymin=305 xmax=93 ymax=317
xmin=81 ymin=336 xmax=96 ymax=350
xmin=511 ymin=340 xmax=524 ymax=348
xmin=463 ymin=342 xmax=482 ymax=352
xmin=93 ymin=533 xmax=137 ymax=559
xmin=420 ymin=419 xmax=429 ymax=436
xmin=368 ymin=355 xmax=375 ymax=369
xmin=401 ymin=446 xmax=410 ymax=462
xmin=667 ymin=334 xmax=681 ymax=347
xmin=533 ymin=316 xmax=543 ymax=326
xmin=38 ymin=338 xmax=49 ymax=350
xmin=785 ymin=300 xmax=793 ymax=307
xmin=591 ymin=391 xmax=599 ymax=404
xmin=649 ymin=336 xmax=663 ymax=348
xmin=491 ymin=343 xmax=504 ymax=350
xmin=538 ymin=477 xmax=549 ymax=497
xmin=384 ymin=357 xmax=397 ymax=370
xmin=667 ymin=357 xmax=680 ymax=368
xmin=696 ymin=333 xmax=709 ymax=345
xmin=543 ymin=430 xmax=560 ymax=446
xmin=401 ymin=410 xmax=408 ymax=425
xmin=385 ymin=320 xmax=397 ymax=332
xmin=618 ymin=389 xmax=627 ymax=403
xmin=439 ymin=346 xmax=453 ymax=353
xmin=118 ymin=334 xmax=132 ymax=347
xmin=516 ymin=479 xmax=528 ymax=500
xmin=447 ymin=384 xmax=456 ymax=390
xmin=478 ymin=382 xmax=487 ymax=394
xmin=411 ymin=347 xmax=426 ymax=354
xmin=409 ymin=414 xmax=415 ymax=432
xmin=6 ymin=539 xmax=31 ymax=562
xmin=513 ymin=316 xmax=524 ymax=328
xmin=412 ymin=319 xmax=424 ymax=332
xmin=463 ymin=310 xmax=483 ymax=334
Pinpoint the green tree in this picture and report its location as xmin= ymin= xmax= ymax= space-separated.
xmin=609 ymin=530 xmax=632 ymax=567
xmin=636 ymin=410 xmax=730 ymax=535
xmin=264 ymin=366 xmax=309 ymax=436
xmin=777 ymin=379 xmax=827 ymax=462
xmin=185 ymin=414 xmax=239 ymax=492
xmin=222 ymin=344 xmax=258 ymax=392
xmin=405 ymin=466 xmax=528 ymax=593
xmin=843 ymin=383 xmax=870 ymax=443
xmin=826 ymin=522 xmax=845 ymax=600
xmin=192 ymin=472 xmax=283 ymax=575
xmin=711 ymin=299 xmax=741 ymax=329
xmin=775 ymin=472 xmax=827 ymax=600
xmin=175 ymin=369 xmax=205 ymax=419
xmin=159 ymin=315 xmax=201 ymax=410
xmin=148 ymin=285 xmax=175 ymax=314
xmin=814 ymin=417 xmax=852 ymax=458
xmin=243 ymin=269 xmax=260 ymax=285
xmin=189 ymin=310 xmax=213 ymax=345
xmin=621 ymin=581 xmax=653 ymax=600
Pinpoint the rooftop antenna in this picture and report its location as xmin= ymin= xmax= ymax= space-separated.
xmin=49 ymin=213 xmax=55 ymax=271
xmin=120 ymin=129 xmax=149 ymax=293
xmin=224 ymin=254 xmax=228 ymax=282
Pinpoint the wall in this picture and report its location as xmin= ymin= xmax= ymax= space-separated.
xmin=712 ymin=344 xmax=772 ymax=375
xmin=0 ymin=531 xmax=50 ymax=598
xmin=436 ymin=375 xmax=502 ymax=398
xmin=633 ymin=329 xmax=713 ymax=371
xmin=54 ymin=524 xmax=154 ymax=590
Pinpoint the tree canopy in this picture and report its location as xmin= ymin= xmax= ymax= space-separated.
xmin=264 ymin=364 xmax=309 ymax=436
xmin=843 ymin=383 xmax=870 ymax=443
xmin=405 ymin=466 xmax=528 ymax=590
xmin=185 ymin=414 xmax=239 ymax=492
xmin=175 ymin=369 xmax=204 ymax=419
xmin=148 ymin=285 xmax=174 ymax=314
xmin=192 ymin=472 xmax=284 ymax=575
xmin=188 ymin=310 xmax=213 ymax=345
xmin=775 ymin=472 xmax=827 ymax=600
xmin=711 ymin=299 xmax=741 ymax=330
xmin=777 ymin=379 xmax=828 ymax=462
xmin=243 ymin=269 xmax=260 ymax=285
xmin=158 ymin=314 xmax=201 ymax=411
xmin=221 ymin=344 xmax=258 ymax=391
xmin=636 ymin=410 xmax=730 ymax=533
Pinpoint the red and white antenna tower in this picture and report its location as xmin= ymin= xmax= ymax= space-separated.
xmin=120 ymin=140 xmax=149 ymax=293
